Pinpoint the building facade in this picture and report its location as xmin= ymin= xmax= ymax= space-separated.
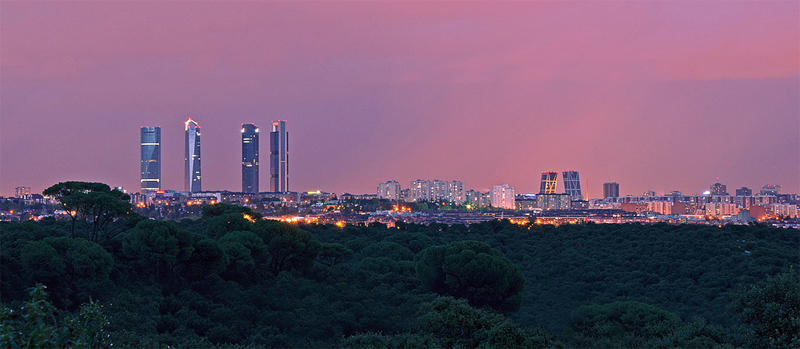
xmin=242 ymin=124 xmax=259 ymax=193
xmin=184 ymin=119 xmax=201 ymax=192
xmin=710 ymin=182 xmax=728 ymax=196
xmin=491 ymin=184 xmax=515 ymax=209
xmin=141 ymin=126 xmax=161 ymax=192
xmin=540 ymin=171 xmax=558 ymax=194
xmin=562 ymin=170 xmax=582 ymax=200
xmin=603 ymin=182 xmax=620 ymax=198
xmin=270 ymin=120 xmax=289 ymax=192
xmin=377 ymin=180 xmax=402 ymax=200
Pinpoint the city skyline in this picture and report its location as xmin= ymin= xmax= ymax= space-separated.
xmin=1 ymin=2 xmax=798 ymax=197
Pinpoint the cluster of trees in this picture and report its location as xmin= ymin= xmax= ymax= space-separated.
xmin=1 ymin=181 xmax=798 ymax=348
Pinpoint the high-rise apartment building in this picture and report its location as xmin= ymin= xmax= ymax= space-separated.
xmin=410 ymin=180 xmax=434 ymax=202
xmin=242 ymin=124 xmax=259 ymax=193
xmin=540 ymin=171 xmax=558 ymax=194
xmin=735 ymin=187 xmax=752 ymax=197
xmin=269 ymin=121 xmax=289 ymax=192
xmin=184 ymin=118 xmax=202 ymax=192
xmin=710 ymin=182 xmax=728 ymax=196
xmin=377 ymin=180 xmax=401 ymax=200
xmin=562 ymin=170 xmax=582 ymax=200
xmin=491 ymin=184 xmax=515 ymax=209
xmin=140 ymin=126 xmax=161 ymax=192
xmin=603 ymin=182 xmax=619 ymax=198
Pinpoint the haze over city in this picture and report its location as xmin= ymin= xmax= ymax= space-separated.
xmin=1 ymin=1 xmax=798 ymax=197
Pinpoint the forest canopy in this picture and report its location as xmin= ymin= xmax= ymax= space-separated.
xmin=2 ymin=184 xmax=798 ymax=348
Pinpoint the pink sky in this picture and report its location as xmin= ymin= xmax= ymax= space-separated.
xmin=1 ymin=1 xmax=798 ymax=197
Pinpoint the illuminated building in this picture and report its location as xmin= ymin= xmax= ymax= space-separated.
xmin=540 ymin=171 xmax=558 ymax=194
xmin=184 ymin=119 xmax=201 ymax=192
xmin=491 ymin=184 xmax=515 ymax=209
xmin=14 ymin=186 xmax=31 ymax=198
xmin=140 ymin=126 xmax=161 ymax=192
xmin=242 ymin=124 xmax=259 ymax=193
xmin=270 ymin=120 xmax=289 ymax=192
xmin=562 ymin=170 xmax=582 ymax=200
xmin=603 ymin=182 xmax=619 ymax=198
xmin=377 ymin=180 xmax=401 ymax=200
xmin=710 ymin=182 xmax=728 ymax=196
xmin=760 ymin=184 xmax=781 ymax=195
xmin=705 ymin=202 xmax=738 ymax=216
xmin=536 ymin=193 xmax=571 ymax=210
xmin=410 ymin=180 xmax=433 ymax=202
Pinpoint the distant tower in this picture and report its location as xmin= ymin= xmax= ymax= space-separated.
xmin=184 ymin=118 xmax=202 ymax=192
xmin=603 ymin=182 xmax=619 ymax=198
xmin=242 ymin=124 xmax=259 ymax=193
xmin=270 ymin=120 xmax=289 ymax=192
xmin=540 ymin=171 xmax=558 ymax=194
xmin=140 ymin=126 xmax=161 ymax=192
xmin=562 ymin=170 xmax=582 ymax=200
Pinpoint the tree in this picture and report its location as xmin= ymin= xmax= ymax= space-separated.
xmin=415 ymin=240 xmax=524 ymax=313
xmin=43 ymin=181 xmax=137 ymax=243
xmin=317 ymin=243 xmax=353 ymax=267
xmin=123 ymin=220 xmax=195 ymax=281
xmin=568 ymin=301 xmax=683 ymax=347
xmin=202 ymin=203 xmax=262 ymax=220
xmin=730 ymin=268 xmax=800 ymax=347
xmin=252 ymin=220 xmax=320 ymax=274
xmin=0 ymin=285 xmax=109 ymax=348
xmin=21 ymin=237 xmax=114 ymax=308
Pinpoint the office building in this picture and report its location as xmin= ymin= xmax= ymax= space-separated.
xmin=491 ymin=184 xmax=515 ymax=209
xmin=377 ymin=180 xmax=402 ymax=200
xmin=270 ymin=120 xmax=289 ymax=192
xmin=603 ymin=182 xmax=619 ymax=198
xmin=540 ymin=171 xmax=558 ymax=194
xmin=140 ymin=126 xmax=161 ymax=192
xmin=537 ymin=193 xmax=571 ymax=210
xmin=710 ymin=182 xmax=728 ymax=196
xmin=242 ymin=124 xmax=259 ymax=193
xmin=185 ymin=118 xmax=202 ymax=192
xmin=562 ymin=170 xmax=582 ymax=200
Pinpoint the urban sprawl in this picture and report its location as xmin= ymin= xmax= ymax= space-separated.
xmin=4 ymin=119 xmax=798 ymax=229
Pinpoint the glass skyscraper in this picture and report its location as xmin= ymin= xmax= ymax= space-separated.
xmin=562 ymin=170 xmax=582 ymax=200
xmin=185 ymin=118 xmax=202 ymax=192
xmin=242 ymin=123 xmax=259 ymax=193
xmin=140 ymin=126 xmax=161 ymax=192
xmin=540 ymin=171 xmax=558 ymax=194
xmin=270 ymin=120 xmax=288 ymax=192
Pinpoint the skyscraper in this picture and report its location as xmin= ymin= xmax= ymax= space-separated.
xmin=184 ymin=118 xmax=201 ymax=192
xmin=603 ymin=182 xmax=619 ymax=198
xmin=562 ymin=170 xmax=582 ymax=200
xmin=540 ymin=171 xmax=558 ymax=194
xmin=242 ymin=124 xmax=259 ymax=193
xmin=377 ymin=180 xmax=401 ymax=200
xmin=269 ymin=120 xmax=289 ymax=192
xmin=140 ymin=126 xmax=161 ymax=192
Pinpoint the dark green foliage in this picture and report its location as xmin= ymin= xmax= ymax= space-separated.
xmin=730 ymin=267 xmax=800 ymax=347
xmin=123 ymin=220 xmax=194 ymax=281
xmin=202 ymin=203 xmax=263 ymax=220
xmin=3 ymin=186 xmax=799 ymax=348
xmin=253 ymin=220 xmax=321 ymax=274
xmin=42 ymin=181 xmax=137 ymax=243
xmin=415 ymin=240 xmax=524 ymax=313
xmin=21 ymin=237 xmax=113 ymax=308
xmin=0 ymin=285 xmax=108 ymax=348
